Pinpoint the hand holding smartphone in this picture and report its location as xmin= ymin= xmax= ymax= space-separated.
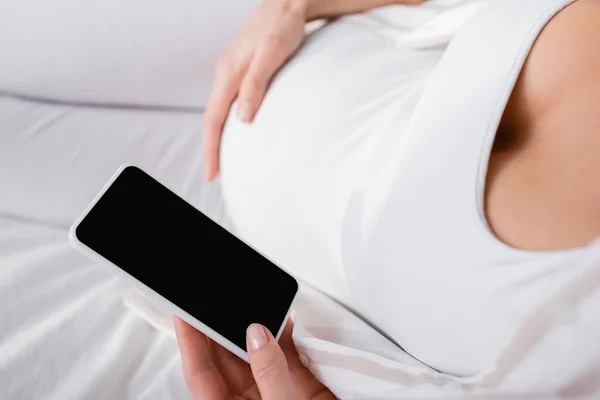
xmin=69 ymin=165 xmax=298 ymax=361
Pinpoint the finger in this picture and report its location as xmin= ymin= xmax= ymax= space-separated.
xmin=208 ymin=338 xmax=257 ymax=395
xmin=246 ymin=324 xmax=295 ymax=400
xmin=203 ymin=58 xmax=245 ymax=181
xmin=278 ymin=319 xmax=304 ymax=372
xmin=277 ymin=319 xmax=331 ymax=398
xmin=236 ymin=38 xmax=289 ymax=124
xmin=173 ymin=316 xmax=229 ymax=399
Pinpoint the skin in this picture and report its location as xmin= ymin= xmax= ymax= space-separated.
xmin=487 ymin=0 xmax=600 ymax=251
xmin=184 ymin=0 xmax=600 ymax=398
xmin=174 ymin=317 xmax=335 ymax=400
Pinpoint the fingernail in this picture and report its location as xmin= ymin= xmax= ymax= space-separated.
xmin=247 ymin=324 xmax=268 ymax=351
xmin=237 ymin=102 xmax=253 ymax=123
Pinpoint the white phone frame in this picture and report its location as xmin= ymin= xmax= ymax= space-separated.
xmin=68 ymin=164 xmax=298 ymax=363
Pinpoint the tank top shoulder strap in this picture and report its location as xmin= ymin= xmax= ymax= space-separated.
xmin=370 ymin=0 xmax=579 ymax=257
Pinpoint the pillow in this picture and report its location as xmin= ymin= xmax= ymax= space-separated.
xmin=0 ymin=96 xmax=231 ymax=229
xmin=0 ymin=0 xmax=257 ymax=108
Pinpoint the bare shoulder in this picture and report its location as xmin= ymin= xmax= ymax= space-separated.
xmin=501 ymin=0 xmax=600 ymax=125
xmin=486 ymin=0 xmax=600 ymax=251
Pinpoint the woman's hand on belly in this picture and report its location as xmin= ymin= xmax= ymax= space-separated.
xmin=202 ymin=0 xmax=427 ymax=181
xmin=203 ymin=0 xmax=306 ymax=181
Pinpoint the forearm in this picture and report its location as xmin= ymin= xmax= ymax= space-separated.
xmin=302 ymin=0 xmax=426 ymax=21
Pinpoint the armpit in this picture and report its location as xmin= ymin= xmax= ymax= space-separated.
xmin=486 ymin=0 xmax=600 ymax=251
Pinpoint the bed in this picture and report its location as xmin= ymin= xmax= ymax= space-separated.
xmin=0 ymin=1 xmax=510 ymax=398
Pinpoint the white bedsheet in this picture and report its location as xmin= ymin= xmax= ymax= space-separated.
xmin=0 ymin=216 xmax=191 ymax=400
xmin=0 ymin=96 xmax=230 ymax=399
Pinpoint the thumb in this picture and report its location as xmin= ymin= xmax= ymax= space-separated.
xmin=246 ymin=324 xmax=295 ymax=400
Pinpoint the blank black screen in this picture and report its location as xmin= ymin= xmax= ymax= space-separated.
xmin=75 ymin=166 xmax=298 ymax=350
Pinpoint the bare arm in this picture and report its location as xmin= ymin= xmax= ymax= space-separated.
xmin=304 ymin=0 xmax=425 ymax=20
xmin=487 ymin=0 xmax=600 ymax=250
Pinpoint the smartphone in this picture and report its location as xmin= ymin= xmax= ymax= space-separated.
xmin=69 ymin=165 xmax=298 ymax=362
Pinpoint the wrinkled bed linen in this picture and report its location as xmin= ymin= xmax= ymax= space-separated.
xmin=0 ymin=216 xmax=193 ymax=400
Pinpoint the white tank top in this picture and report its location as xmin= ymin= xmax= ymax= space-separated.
xmin=220 ymin=0 xmax=589 ymax=376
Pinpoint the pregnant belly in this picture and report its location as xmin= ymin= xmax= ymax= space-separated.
xmin=219 ymin=21 xmax=440 ymax=305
